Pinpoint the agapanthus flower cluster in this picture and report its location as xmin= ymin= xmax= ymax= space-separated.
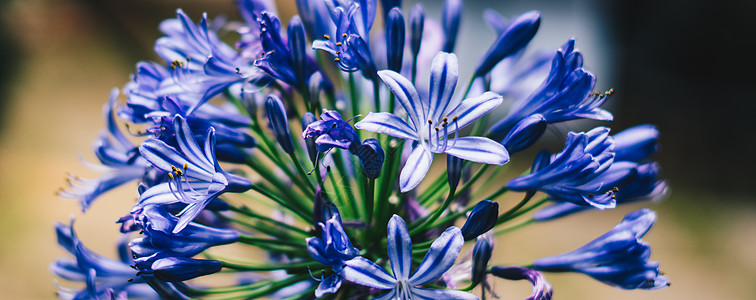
xmin=53 ymin=0 xmax=670 ymax=299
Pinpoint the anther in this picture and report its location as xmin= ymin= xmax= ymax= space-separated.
xmin=323 ymin=34 xmax=330 ymax=40
xmin=428 ymin=120 xmax=433 ymax=124
xmin=334 ymin=58 xmax=341 ymax=62
xmin=452 ymin=116 xmax=458 ymax=122
xmin=336 ymin=42 xmax=343 ymax=47
xmin=168 ymin=173 xmax=174 ymax=179
xmin=443 ymin=117 xmax=448 ymax=122
xmin=183 ymin=163 xmax=188 ymax=170
xmin=588 ymin=193 xmax=594 ymax=197
xmin=435 ymin=127 xmax=440 ymax=132
xmin=342 ymin=33 xmax=348 ymax=38
xmin=335 ymin=50 xmax=341 ymax=54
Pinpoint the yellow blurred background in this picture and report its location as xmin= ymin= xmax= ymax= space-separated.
xmin=0 ymin=0 xmax=754 ymax=299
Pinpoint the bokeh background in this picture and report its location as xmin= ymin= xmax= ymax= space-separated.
xmin=0 ymin=0 xmax=754 ymax=298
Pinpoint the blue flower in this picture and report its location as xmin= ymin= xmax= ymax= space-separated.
xmin=307 ymin=213 xmax=360 ymax=297
xmin=312 ymin=2 xmax=378 ymax=78
xmin=508 ymin=127 xmax=617 ymax=209
xmin=342 ymin=215 xmax=477 ymax=300
xmin=52 ymin=220 xmax=156 ymax=300
xmin=533 ymin=209 xmax=669 ymax=290
xmin=59 ymin=89 xmax=152 ymax=212
xmin=490 ymin=266 xmax=552 ymax=300
xmin=473 ymin=10 xmax=541 ymax=77
xmin=137 ymin=115 xmax=252 ymax=233
xmin=441 ymin=0 xmax=462 ymax=53
xmin=155 ymin=9 xmax=266 ymax=113
xmin=302 ymin=109 xmax=361 ymax=153
xmin=254 ymin=12 xmax=316 ymax=89
xmin=533 ymin=162 xmax=668 ymax=221
xmin=355 ymin=52 xmax=509 ymax=192
xmin=613 ymin=124 xmax=660 ymax=162
xmin=489 ymin=39 xmax=612 ymax=139
xmin=129 ymin=205 xmax=239 ymax=258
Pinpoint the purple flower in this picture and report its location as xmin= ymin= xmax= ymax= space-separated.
xmin=306 ymin=213 xmax=359 ymax=297
xmin=137 ymin=115 xmax=251 ymax=233
xmin=533 ymin=209 xmax=669 ymax=290
xmin=302 ymin=109 xmax=361 ymax=153
xmin=508 ymin=127 xmax=618 ymax=209
xmin=489 ymin=39 xmax=612 ymax=139
xmin=52 ymin=220 xmax=156 ymax=300
xmin=342 ymin=215 xmax=477 ymax=300
xmin=355 ymin=52 xmax=509 ymax=192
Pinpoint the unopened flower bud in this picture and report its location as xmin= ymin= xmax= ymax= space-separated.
xmin=461 ymin=200 xmax=499 ymax=240
xmin=501 ymin=114 xmax=547 ymax=154
xmin=474 ymin=11 xmax=541 ymax=77
xmin=471 ymin=235 xmax=493 ymax=287
xmin=265 ymin=95 xmax=294 ymax=154
xmin=441 ymin=0 xmax=462 ymax=53
xmin=357 ymin=138 xmax=385 ymax=179
xmin=386 ymin=7 xmax=406 ymax=73
xmin=409 ymin=4 xmax=425 ymax=58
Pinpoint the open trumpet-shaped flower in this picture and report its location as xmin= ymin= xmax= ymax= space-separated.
xmin=342 ymin=215 xmax=477 ymax=300
xmin=533 ymin=209 xmax=669 ymax=290
xmin=137 ymin=115 xmax=252 ymax=233
xmin=355 ymin=52 xmax=509 ymax=192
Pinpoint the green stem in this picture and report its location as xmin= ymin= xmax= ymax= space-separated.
xmin=410 ymin=185 xmax=456 ymax=235
xmin=229 ymin=205 xmax=309 ymax=236
xmin=365 ymin=177 xmax=375 ymax=225
xmin=494 ymin=218 xmax=535 ymax=235
xmin=373 ymin=78 xmax=381 ymax=112
xmin=288 ymin=152 xmax=316 ymax=193
xmin=496 ymin=191 xmax=536 ymax=225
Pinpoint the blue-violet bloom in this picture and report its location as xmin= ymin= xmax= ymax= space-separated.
xmin=137 ymin=115 xmax=252 ymax=233
xmin=355 ymin=52 xmax=509 ymax=192
xmin=490 ymin=266 xmax=553 ymax=300
xmin=302 ymin=109 xmax=361 ymax=153
xmin=342 ymin=215 xmax=477 ymax=299
xmin=533 ymin=209 xmax=670 ymax=289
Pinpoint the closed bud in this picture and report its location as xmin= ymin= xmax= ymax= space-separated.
xmin=474 ymin=11 xmax=541 ymax=76
xmin=613 ymin=124 xmax=659 ymax=162
xmin=461 ymin=200 xmax=499 ymax=241
xmin=302 ymin=112 xmax=318 ymax=164
xmin=386 ymin=7 xmax=406 ymax=72
xmin=447 ymin=155 xmax=463 ymax=190
xmin=409 ymin=4 xmax=425 ymax=58
xmin=441 ymin=0 xmax=462 ymax=53
xmin=287 ymin=16 xmax=307 ymax=86
xmin=357 ymin=138 xmax=385 ymax=179
xmin=471 ymin=235 xmax=494 ymax=287
xmin=501 ymin=114 xmax=547 ymax=154
xmin=265 ymin=95 xmax=295 ymax=154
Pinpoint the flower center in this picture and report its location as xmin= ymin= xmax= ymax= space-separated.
xmin=425 ymin=116 xmax=459 ymax=153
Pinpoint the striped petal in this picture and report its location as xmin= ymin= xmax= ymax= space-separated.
xmin=139 ymin=139 xmax=214 ymax=180
xmin=409 ymin=226 xmax=464 ymax=286
xmin=399 ymin=146 xmax=433 ymax=192
xmin=173 ymin=116 xmax=214 ymax=170
xmin=343 ymin=257 xmax=396 ymax=289
xmin=428 ymin=52 xmax=459 ymax=122
xmin=446 ymin=92 xmax=503 ymax=130
xmin=354 ymin=112 xmax=419 ymax=141
xmin=444 ymin=136 xmax=510 ymax=165
xmin=387 ymin=215 xmax=412 ymax=281
xmin=378 ymin=70 xmax=426 ymax=131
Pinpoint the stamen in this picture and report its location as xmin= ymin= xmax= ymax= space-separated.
xmin=334 ymin=58 xmax=341 ymax=62
xmin=336 ymin=42 xmax=343 ymax=47
xmin=323 ymin=34 xmax=330 ymax=40
xmin=342 ymin=33 xmax=348 ymax=38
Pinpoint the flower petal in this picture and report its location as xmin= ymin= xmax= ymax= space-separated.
xmin=446 ymin=92 xmax=503 ymax=130
xmin=372 ymin=290 xmax=398 ymax=300
xmin=387 ymin=215 xmax=412 ymax=280
xmin=343 ymin=257 xmax=396 ymax=289
xmin=409 ymin=226 xmax=464 ymax=286
xmin=410 ymin=287 xmax=479 ymax=300
xmin=428 ymin=52 xmax=459 ymax=122
xmin=378 ymin=70 xmax=426 ymax=130
xmin=399 ymin=146 xmax=433 ymax=192
xmin=444 ymin=136 xmax=509 ymax=165
xmin=173 ymin=116 xmax=214 ymax=170
xmin=354 ymin=112 xmax=419 ymax=141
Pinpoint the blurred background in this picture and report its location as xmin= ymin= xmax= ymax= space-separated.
xmin=0 ymin=0 xmax=754 ymax=298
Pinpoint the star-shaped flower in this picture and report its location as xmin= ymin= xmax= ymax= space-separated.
xmin=342 ymin=215 xmax=478 ymax=300
xmin=355 ymin=52 xmax=509 ymax=192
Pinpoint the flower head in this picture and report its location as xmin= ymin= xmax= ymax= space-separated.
xmin=302 ymin=109 xmax=361 ymax=153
